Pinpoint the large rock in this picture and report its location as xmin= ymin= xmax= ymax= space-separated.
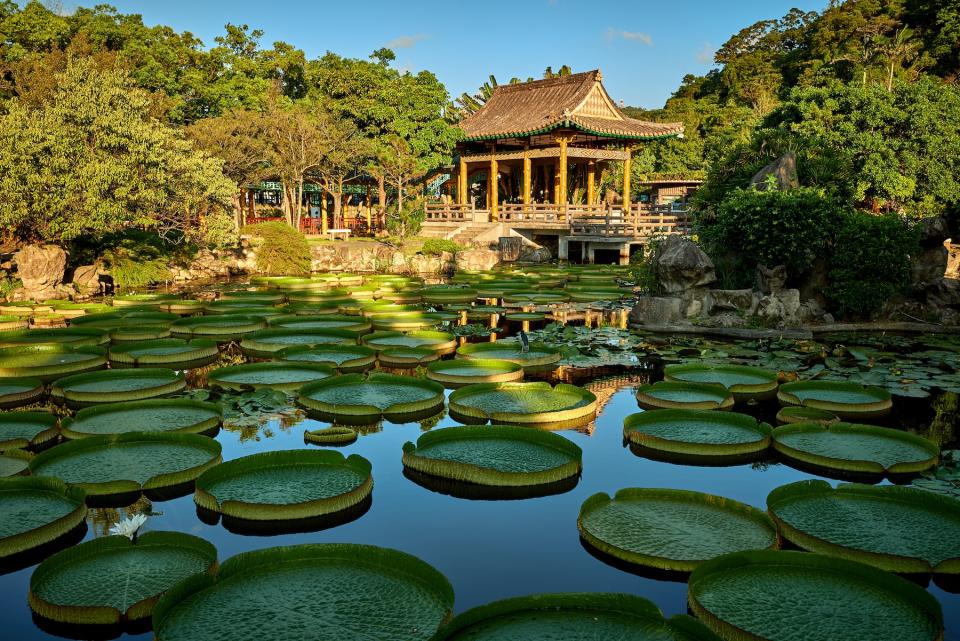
xmin=756 ymin=288 xmax=803 ymax=327
xmin=70 ymin=264 xmax=106 ymax=296
xmin=705 ymin=289 xmax=757 ymax=316
xmin=651 ymin=236 xmax=716 ymax=294
xmin=756 ymin=264 xmax=787 ymax=294
xmin=14 ymin=244 xmax=68 ymax=300
xmin=750 ymin=152 xmax=799 ymax=191
xmin=517 ymin=246 xmax=551 ymax=264
xmin=629 ymin=296 xmax=683 ymax=325
xmin=912 ymin=245 xmax=948 ymax=287
xmin=919 ymin=216 xmax=950 ymax=247
xmin=456 ymin=248 xmax=499 ymax=272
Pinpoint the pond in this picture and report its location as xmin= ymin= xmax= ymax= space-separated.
xmin=0 ymin=273 xmax=958 ymax=640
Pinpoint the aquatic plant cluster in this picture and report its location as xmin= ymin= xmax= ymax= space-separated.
xmin=0 ymin=266 xmax=956 ymax=640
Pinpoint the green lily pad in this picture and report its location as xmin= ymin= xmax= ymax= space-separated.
xmin=153 ymin=544 xmax=454 ymax=641
xmin=60 ymin=399 xmax=222 ymax=439
xmin=772 ymin=422 xmax=939 ymax=476
xmin=623 ymin=409 xmax=772 ymax=459
xmin=379 ymin=346 xmax=441 ymax=367
xmin=688 ymin=550 xmax=943 ymax=641
xmin=362 ymin=330 xmax=457 ymax=353
xmin=298 ymin=372 xmax=445 ymax=421
xmin=274 ymin=344 xmax=376 ymax=372
xmin=767 ymin=480 xmax=960 ymax=575
xmin=51 ymin=368 xmax=186 ymax=406
xmin=194 ymin=449 xmax=372 ymax=521
xmin=108 ymin=339 xmax=219 ymax=367
xmin=0 ymin=449 xmax=30 ymax=476
xmin=0 ymin=477 xmax=86 ymax=558
xmin=426 ymin=359 xmax=524 ymax=387
xmin=778 ymin=380 xmax=893 ymax=420
xmin=456 ymin=341 xmax=561 ymax=369
xmin=0 ymin=344 xmax=107 ymax=382
xmin=28 ymin=531 xmax=217 ymax=625
xmin=402 ymin=425 xmax=582 ymax=487
xmin=448 ymin=382 xmax=596 ymax=426
xmin=0 ymin=411 xmax=58 ymax=450
xmin=304 ymin=426 xmax=357 ymax=446
xmin=240 ymin=327 xmax=356 ymax=358
xmin=421 ymin=286 xmax=478 ymax=304
xmin=578 ymin=488 xmax=777 ymax=572
xmin=433 ymin=592 xmax=720 ymax=641
xmin=0 ymin=327 xmax=108 ymax=347
xmin=29 ymin=432 xmax=222 ymax=498
xmin=635 ymin=381 xmax=735 ymax=411
xmin=775 ymin=406 xmax=839 ymax=425
xmin=169 ymin=315 xmax=268 ymax=342
xmin=664 ymin=363 xmax=779 ymax=401
xmin=112 ymin=294 xmax=178 ymax=308
xmin=207 ymin=362 xmax=334 ymax=392
xmin=71 ymin=311 xmax=179 ymax=329
xmin=504 ymin=312 xmax=547 ymax=322
xmin=159 ymin=300 xmax=205 ymax=315
xmin=267 ymin=314 xmax=371 ymax=335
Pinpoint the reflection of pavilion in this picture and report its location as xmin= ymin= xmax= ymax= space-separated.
xmin=425 ymin=71 xmax=689 ymax=264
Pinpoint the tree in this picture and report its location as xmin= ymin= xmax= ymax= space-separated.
xmin=0 ymin=58 xmax=234 ymax=244
xmin=371 ymin=136 xmax=419 ymax=236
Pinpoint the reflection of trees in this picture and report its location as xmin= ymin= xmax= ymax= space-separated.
xmin=221 ymin=422 xmax=263 ymax=443
xmin=922 ymin=392 xmax=958 ymax=448
xmin=419 ymin=409 xmax=447 ymax=431
xmin=87 ymin=496 xmax=153 ymax=537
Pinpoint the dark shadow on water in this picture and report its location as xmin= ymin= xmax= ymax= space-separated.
xmin=31 ymin=610 xmax=151 ymax=641
xmin=402 ymin=467 xmax=579 ymax=501
xmin=773 ymin=457 xmax=901 ymax=485
xmin=0 ymin=522 xmax=88 ymax=576
xmin=934 ymin=573 xmax=960 ymax=594
xmin=305 ymin=405 xmax=444 ymax=426
xmin=143 ymin=479 xmax=199 ymax=503
xmin=196 ymin=495 xmax=373 ymax=536
xmin=578 ymin=536 xmax=690 ymax=584
xmin=627 ymin=443 xmax=772 ymax=468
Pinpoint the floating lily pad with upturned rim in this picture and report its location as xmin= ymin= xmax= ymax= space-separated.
xmin=775 ymin=405 xmax=839 ymax=425
xmin=456 ymin=341 xmax=561 ymax=369
xmin=51 ymin=368 xmax=186 ymax=406
xmin=0 ymin=411 xmax=58 ymax=450
xmin=159 ymin=300 xmax=205 ymax=315
xmin=152 ymin=543 xmax=454 ymax=641
xmin=361 ymin=330 xmax=456 ymax=354
xmin=266 ymin=314 xmax=371 ymax=335
xmin=402 ymin=425 xmax=582 ymax=487
xmin=71 ymin=311 xmax=179 ymax=329
xmin=274 ymin=344 xmax=376 ymax=372
xmin=108 ymin=339 xmax=219 ymax=367
xmin=0 ymin=327 xmax=108 ymax=348
xmin=0 ymin=449 xmax=31 ymax=476
xmin=449 ymin=382 xmax=596 ymax=426
xmin=29 ymin=432 xmax=222 ymax=498
xmin=426 ymin=359 xmax=524 ymax=387
xmin=636 ymin=381 xmax=734 ymax=411
xmin=378 ymin=346 xmax=441 ymax=367
xmin=207 ymin=361 xmax=333 ymax=392
xmin=0 ymin=344 xmax=107 ymax=382
xmin=0 ymin=377 xmax=45 ymax=408
xmin=112 ymin=294 xmax=178 ymax=309
xmin=777 ymin=380 xmax=893 ymax=420
xmin=664 ymin=363 xmax=779 ymax=401
xmin=433 ymin=592 xmax=721 ymax=641
xmin=0 ymin=477 xmax=86 ymax=559
xmin=623 ymin=409 xmax=772 ymax=459
xmin=239 ymin=327 xmax=356 ymax=358
xmin=298 ymin=372 xmax=445 ymax=421
xmin=767 ymin=480 xmax=960 ymax=575
xmin=578 ymin=488 xmax=777 ymax=572
xmin=60 ymin=399 xmax=222 ymax=440
xmin=421 ymin=286 xmax=478 ymax=304
xmin=168 ymin=315 xmax=268 ymax=342
xmin=28 ymin=531 xmax=217 ymax=625
xmin=772 ymin=421 xmax=938 ymax=476
xmin=304 ymin=426 xmax=357 ymax=446
xmin=688 ymin=550 xmax=943 ymax=641
xmin=194 ymin=449 xmax=372 ymax=521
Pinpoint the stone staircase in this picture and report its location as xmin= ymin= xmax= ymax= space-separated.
xmin=420 ymin=221 xmax=491 ymax=245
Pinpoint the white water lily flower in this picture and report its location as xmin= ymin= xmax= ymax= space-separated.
xmin=110 ymin=514 xmax=148 ymax=540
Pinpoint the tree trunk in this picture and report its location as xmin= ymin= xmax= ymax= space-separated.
xmin=282 ymin=183 xmax=294 ymax=226
xmin=296 ymin=179 xmax=304 ymax=230
xmin=378 ymin=175 xmax=386 ymax=229
xmin=233 ymin=192 xmax=244 ymax=231
xmin=397 ymin=177 xmax=405 ymax=237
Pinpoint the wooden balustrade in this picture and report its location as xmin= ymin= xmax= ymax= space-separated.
xmin=424 ymin=203 xmax=479 ymax=222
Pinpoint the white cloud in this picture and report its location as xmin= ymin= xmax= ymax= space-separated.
xmin=697 ymin=42 xmax=715 ymax=64
xmin=605 ymin=28 xmax=653 ymax=46
xmin=387 ymin=34 xmax=428 ymax=49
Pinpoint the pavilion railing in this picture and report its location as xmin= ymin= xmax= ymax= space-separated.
xmin=424 ymin=203 xmax=485 ymax=223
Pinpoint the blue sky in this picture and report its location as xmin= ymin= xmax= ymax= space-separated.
xmin=88 ymin=0 xmax=825 ymax=108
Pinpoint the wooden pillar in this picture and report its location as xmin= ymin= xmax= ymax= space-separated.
xmin=553 ymin=163 xmax=560 ymax=205
xmin=458 ymin=155 xmax=468 ymax=205
xmin=622 ymin=146 xmax=633 ymax=210
xmin=587 ymin=160 xmax=596 ymax=205
xmin=557 ymin=136 xmax=569 ymax=220
xmin=522 ymin=146 xmax=531 ymax=206
xmin=489 ymin=156 xmax=499 ymax=221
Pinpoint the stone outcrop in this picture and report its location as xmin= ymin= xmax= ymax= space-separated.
xmin=455 ymin=248 xmax=499 ymax=272
xmin=651 ymin=236 xmax=716 ymax=294
xmin=14 ymin=244 xmax=68 ymax=300
xmin=628 ymin=296 xmax=682 ymax=325
xmin=70 ymin=264 xmax=107 ymax=296
xmin=756 ymin=264 xmax=787 ymax=294
xmin=750 ymin=152 xmax=799 ymax=191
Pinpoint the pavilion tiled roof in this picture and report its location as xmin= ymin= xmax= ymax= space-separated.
xmin=459 ymin=70 xmax=683 ymax=142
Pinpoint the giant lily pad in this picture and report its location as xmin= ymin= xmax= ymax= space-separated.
xmin=152 ymin=543 xmax=454 ymax=641
xmin=207 ymin=361 xmax=334 ymax=392
xmin=0 ymin=327 xmax=108 ymax=348
xmin=304 ymin=426 xmax=357 ymax=446
xmin=767 ymin=480 xmax=960 ymax=575
xmin=60 ymin=399 xmax=222 ymax=440
xmin=362 ymin=330 xmax=457 ymax=354
xmin=456 ymin=341 xmax=561 ymax=369
xmin=636 ymin=381 xmax=734 ymax=411
xmin=51 ymin=368 xmax=186 ymax=406
xmin=239 ymin=328 xmax=356 ymax=358
xmin=274 ymin=344 xmax=376 ymax=372
xmin=298 ymin=372 xmax=445 ymax=421
xmin=0 ymin=411 xmax=58 ymax=450
xmin=448 ymin=382 xmax=596 ymax=426
xmin=0 ymin=477 xmax=86 ymax=558
xmin=777 ymin=381 xmax=893 ymax=420
xmin=421 ymin=286 xmax=478 ymax=304
xmin=194 ymin=449 xmax=372 ymax=521
xmin=578 ymin=488 xmax=777 ymax=572
xmin=0 ymin=449 xmax=30 ymax=476
xmin=664 ymin=363 xmax=779 ymax=401
xmin=433 ymin=593 xmax=720 ymax=641
xmin=688 ymin=550 xmax=943 ymax=641
xmin=378 ymin=346 xmax=441 ymax=367
xmin=108 ymin=339 xmax=219 ymax=367
xmin=402 ymin=425 xmax=581 ymax=488
xmin=112 ymin=294 xmax=178 ymax=309
xmin=0 ymin=344 xmax=106 ymax=382
xmin=169 ymin=315 xmax=268 ymax=342
xmin=426 ymin=359 xmax=524 ymax=387
xmin=29 ymin=432 xmax=222 ymax=498
xmin=0 ymin=377 xmax=44 ymax=408
xmin=623 ymin=409 xmax=772 ymax=459
xmin=772 ymin=422 xmax=939 ymax=476
xmin=71 ymin=311 xmax=179 ymax=329
xmin=267 ymin=314 xmax=371 ymax=335
xmin=775 ymin=406 xmax=839 ymax=425
xmin=28 ymin=531 xmax=217 ymax=625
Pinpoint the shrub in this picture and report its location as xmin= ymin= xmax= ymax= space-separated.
xmin=197 ymin=210 xmax=239 ymax=249
xmin=699 ymin=187 xmax=842 ymax=287
xmin=242 ymin=222 xmax=311 ymax=275
xmin=95 ymin=230 xmax=186 ymax=289
xmin=420 ymin=238 xmax=463 ymax=256
xmin=826 ymin=212 xmax=919 ymax=318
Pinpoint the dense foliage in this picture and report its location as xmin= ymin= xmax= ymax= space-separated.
xmin=419 ymin=238 xmax=464 ymax=256
xmin=242 ymin=222 xmax=311 ymax=275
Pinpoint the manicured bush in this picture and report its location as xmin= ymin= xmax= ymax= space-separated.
xmin=242 ymin=222 xmax=311 ymax=275
xmin=420 ymin=238 xmax=463 ymax=256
